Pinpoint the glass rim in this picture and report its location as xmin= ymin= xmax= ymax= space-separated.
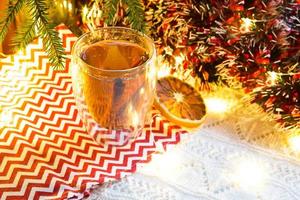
xmin=72 ymin=26 xmax=156 ymax=74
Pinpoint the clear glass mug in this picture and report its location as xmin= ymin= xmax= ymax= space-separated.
xmin=71 ymin=27 xmax=157 ymax=146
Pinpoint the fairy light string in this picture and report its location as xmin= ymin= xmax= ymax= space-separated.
xmin=78 ymin=0 xmax=300 ymax=156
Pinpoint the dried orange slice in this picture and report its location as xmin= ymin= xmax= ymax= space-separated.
xmin=154 ymin=76 xmax=206 ymax=128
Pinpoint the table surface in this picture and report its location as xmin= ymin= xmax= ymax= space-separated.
xmin=1 ymin=25 xmax=300 ymax=200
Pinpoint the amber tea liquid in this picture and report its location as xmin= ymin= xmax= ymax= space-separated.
xmin=81 ymin=40 xmax=149 ymax=70
xmin=80 ymin=40 xmax=151 ymax=130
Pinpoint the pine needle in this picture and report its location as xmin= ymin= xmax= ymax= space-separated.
xmin=28 ymin=0 xmax=65 ymax=69
xmin=12 ymin=17 xmax=37 ymax=50
xmin=104 ymin=0 xmax=120 ymax=25
xmin=0 ymin=0 xmax=25 ymax=42
xmin=103 ymin=0 xmax=146 ymax=32
xmin=123 ymin=0 xmax=146 ymax=32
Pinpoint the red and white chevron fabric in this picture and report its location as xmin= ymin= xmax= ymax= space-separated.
xmin=0 ymin=25 xmax=188 ymax=200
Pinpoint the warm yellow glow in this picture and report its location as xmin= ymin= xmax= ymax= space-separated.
xmin=240 ymin=18 xmax=255 ymax=33
xmin=157 ymin=65 xmax=170 ymax=78
xmin=82 ymin=6 xmax=89 ymax=22
xmin=68 ymin=2 xmax=73 ymax=12
xmin=17 ymin=50 xmax=23 ymax=56
xmin=63 ymin=0 xmax=68 ymax=10
xmin=139 ymin=87 xmax=145 ymax=95
xmin=148 ymin=64 xmax=157 ymax=79
xmin=288 ymin=135 xmax=300 ymax=152
xmin=175 ymin=54 xmax=185 ymax=67
xmin=132 ymin=111 xmax=139 ymax=127
xmin=267 ymin=71 xmax=279 ymax=86
xmin=139 ymin=149 xmax=182 ymax=179
xmin=127 ymin=104 xmax=133 ymax=113
xmin=0 ymin=109 xmax=13 ymax=126
xmin=230 ymin=159 xmax=267 ymax=191
xmin=204 ymin=97 xmax=230 ymax=113
xmin=82 ymin=6 xmax=89 ymax=15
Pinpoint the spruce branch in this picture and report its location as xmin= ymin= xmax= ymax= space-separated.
xmin=28 ymin=0 xmax=65 ymax=69
xmin=0 ymin=0 xmax=25 ymax=42
xmin=12 ymin=17 xmax=37 ymax=50
xmin=104 ymin=0 xmax=120 ymax=25
xmin=123 ymin=0 xmax=146 ymax=32
xmin=103 ymin=0 xmax=146 ymax=32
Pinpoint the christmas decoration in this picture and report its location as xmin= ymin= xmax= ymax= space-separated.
xmin=143 ymin=0 xmax=300 ymax=128
xmin=0 ymin=0 xmax=65 ymax=69
xmin=48 ymin=0 xmax=84 ymax=36
xmin=0 ymin=0 xmax=24 ymax=55
xmin=0 ymin=0 xmax=147 ymax=69
xmin=80 ymin=0 xmax=146 ymax=32
xmin=2 ymin=0 xmax=300 ymax=128
xmin=154 ymin=76 xmax=206 ymax=128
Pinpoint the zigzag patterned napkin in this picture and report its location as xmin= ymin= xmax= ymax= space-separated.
xmin=0 ymin=25 xmax=187 ymax=199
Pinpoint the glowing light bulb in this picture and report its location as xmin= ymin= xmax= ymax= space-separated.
xmin=175 ymin=55 xmax=185 ymax=67
xmin=204 ymin=97 xmax=230 ymax=113
xmin=267 ymin=71 xmax=279 ymax=86
xmin=157 ymin=65 xmax=170 ymax=78
xmin=139 ymin=149 xmax=182 ymax=179
xmin=82 ymin=6 xmax=88 ymax=15
xmin=63 ymin=0 xmax=68 ymax=9
xmin=82 ymin=6 xmax=89 ymax=22
xmin=240 ymin=18 xmax=256 ymax=33
xmin=229 ymin=159 xmax=267 ymax=191
xmin=288 ymin=135 xmax=300 ymax=152
xmin=68 ymin=2 xmax=73 ymax=12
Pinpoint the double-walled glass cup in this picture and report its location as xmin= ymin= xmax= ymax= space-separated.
xmin=71 ymin=27 xmax=157 ymax=146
